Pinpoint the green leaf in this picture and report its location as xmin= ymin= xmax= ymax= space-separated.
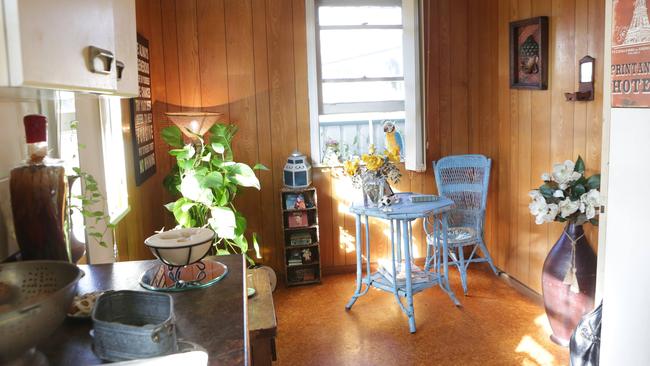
xmin=162 ymin=126 xmax=184 ymax=148
xmin=252 ymin=233 xmax=261 ymax=259
xmin=575 ymin=155 xmax=585 ymax=174
xmin=99 ymin=241 xmax=107 ymax=247
xmin=211 ymin=142 xmax=225 ymax=154
xmin=539 ymin=184 xmax=555 ymax=198
xmin=209 ymin=207 xmax=237 ymax=239
xmin=78 ymin=143 xmax=87 ymax=149
xmin=572 ymin=184 xmax=586 ymax=199
xmin=72 ymin=167 xmax=82 ymax=175
xmin=235 ymin=212 xmax=247 ymax=236
xmin=233 ymin=234 xmax=248 ymax=252
xmin=253 ymin=163 xmax=269 ymax=171
xmin=229 ymin=163 xmax=261 ymax=190
xmin=88 ymin=232 xmax=103 ymax=238
xmin=70 ymin=120 xmax=79 ymax=130
xmin=215 ymin=189 xmax=229 ymax=206
xmin=180 ymin=171 xmax=214 ymax=206
xmin=170 ymin=144 xmax=195 ymax=160
xmin=587 ymin=174 xmax=601 ymax=190
xmin=164 ymin=202 xmax=176 ymax=212
xmin=216 ymin=248 xmax=231 ymax=256
xmin=202 ymin=171 xmax=224 ymax=190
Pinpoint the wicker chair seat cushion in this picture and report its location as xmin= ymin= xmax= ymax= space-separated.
xmin=436 ymin=226 xmax=478 ymax=245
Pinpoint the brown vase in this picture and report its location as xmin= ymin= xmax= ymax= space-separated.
xmin=542 ymin=222 xmax=597 ymax=347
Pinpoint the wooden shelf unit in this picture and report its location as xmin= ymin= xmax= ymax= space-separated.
xmin=281 ymin=187 xmax=322 ymax=286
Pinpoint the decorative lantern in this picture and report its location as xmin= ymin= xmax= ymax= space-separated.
xmin=283 ymin=151 xmax=312 ymax=188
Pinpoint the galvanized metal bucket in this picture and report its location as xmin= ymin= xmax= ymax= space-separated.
xmin=92 ymin=290 xmax=178 ymax=361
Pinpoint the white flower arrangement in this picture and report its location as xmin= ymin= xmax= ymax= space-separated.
xmin=529 ymin=156 xmax=601 ymax=226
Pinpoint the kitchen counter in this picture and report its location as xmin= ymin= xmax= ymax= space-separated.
xmin=37 ymin=254 xmax=249 ymax=365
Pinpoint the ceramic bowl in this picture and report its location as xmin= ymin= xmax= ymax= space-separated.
xmin=145 ymin=228 xmax=215 ymax=267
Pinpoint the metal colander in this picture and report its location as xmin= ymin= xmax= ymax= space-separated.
xmin=0 ymin=260 xmax=83 ymax=363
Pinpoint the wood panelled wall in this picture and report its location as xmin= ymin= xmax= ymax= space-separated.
xmin=127 ymin=0 xmax=604 ymax=293
xmin=495 ymin=0 xmax=604 ymax=293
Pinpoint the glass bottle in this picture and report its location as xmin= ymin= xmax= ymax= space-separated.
xmin=10 ymin=114 xmax=70 ymax=261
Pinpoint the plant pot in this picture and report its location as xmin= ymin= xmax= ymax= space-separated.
xmin=542 ymin=222 xmax=597 ymax=347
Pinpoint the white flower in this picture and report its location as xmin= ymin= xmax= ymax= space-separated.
xmin=558 ymin=198 xmax=580 ymax=218
xmin=552 ymin=160 xmax=582 ymax=189
xmin=541 ymin=173 xmax=551 ymax=181
xmin=553 ymin=190 xmax=565 ymax=198
xmin=529 ymin=191 xmax=558 ymax=225
xmin=545 ymin=204 xmax=559 ymax=223
xmin=580 ymin=189 xmax=601 ymax=220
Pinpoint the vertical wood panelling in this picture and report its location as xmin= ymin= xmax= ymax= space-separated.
xmin=127 ymin=0 xmax=604 ymax=292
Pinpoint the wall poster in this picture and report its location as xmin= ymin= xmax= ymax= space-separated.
xmin=130 ymin=33 xmax=156 ymax=185
xmin=612 ymin=0 xmax=650 ymax=107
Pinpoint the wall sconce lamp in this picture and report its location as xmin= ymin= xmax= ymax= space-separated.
xmin=565 ymin=55 xmax=595 ymax=101
xmin=165 ymin=112 xmax=223 ymax=141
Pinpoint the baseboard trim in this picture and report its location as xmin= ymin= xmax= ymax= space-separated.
xmin=496 ymin=269 xmax=543 ymax=307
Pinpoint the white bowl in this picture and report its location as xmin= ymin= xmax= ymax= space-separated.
xmin=144 ymin=228 xmax=215 ymax=266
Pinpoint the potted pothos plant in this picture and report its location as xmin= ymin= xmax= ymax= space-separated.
xmin=161 ymin=122 xmax=267 ymax=265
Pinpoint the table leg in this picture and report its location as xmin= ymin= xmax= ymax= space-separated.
xmin=439 ymin=213 xmax=461 ymax=307
xmin=346 ymin=214 xmax=364 ymax=310
xmin=395 ymin=220 xmax=402 ymax=263
xmin=401 ymin=219 xmax=416 ymax=333
xmin=364 ymin=215 xmax=372 ymax=286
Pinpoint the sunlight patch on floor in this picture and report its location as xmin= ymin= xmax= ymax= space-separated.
xmin=516 ymin=335 xmax=556 ymax=366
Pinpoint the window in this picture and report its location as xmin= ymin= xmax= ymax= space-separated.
xmin=306 ymin=0 xmax=425 ymax=171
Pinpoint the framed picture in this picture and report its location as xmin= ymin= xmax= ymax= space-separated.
xmin=130 ymin=33 xmax=157 ymax=185
xmin=509 ymin=16 xmax=549 ymax=90
xmin=611 ymin=0 xmax=650 ymax=107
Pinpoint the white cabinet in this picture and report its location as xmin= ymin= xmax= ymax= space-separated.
xmin=113 ymin=0 xmax=138 ymax=96
xmin=0 ymin=0 xmax=137 ymax=96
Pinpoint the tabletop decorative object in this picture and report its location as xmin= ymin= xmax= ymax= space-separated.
xmin=141 ymin=228 xmax=228 ymax=291
xmin=10 ymin=114 xmax=69 ymax=261
xmin=529 ymin=155 xmax=600 ymax=346
xmin=343 ymin=144 xmax=401 ymax=208
xmin=283 ymin=151 xmax=312 ymax=188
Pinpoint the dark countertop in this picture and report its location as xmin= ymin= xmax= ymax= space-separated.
xmin=37 ymin=254 xmax=248 ymax=365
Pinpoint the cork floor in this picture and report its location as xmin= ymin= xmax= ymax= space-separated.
xmin=272 ymin=264 xmax=569 ymax=366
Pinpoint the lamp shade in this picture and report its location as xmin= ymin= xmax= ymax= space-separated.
xmin=165 ymin=112 xmax=223 ymax=139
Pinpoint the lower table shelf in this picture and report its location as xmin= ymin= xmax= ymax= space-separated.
xmin=364 ymin=271 xmax=443 ymax=297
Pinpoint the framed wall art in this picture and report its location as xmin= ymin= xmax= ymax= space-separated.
xmin=611 ymin=0 xmax=650 ymax=107
xmin=129 ymin=33 xmax=157 ymax=186
xmin=510 ymin=16 xmax=549 ymax=90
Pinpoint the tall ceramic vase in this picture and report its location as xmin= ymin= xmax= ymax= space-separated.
xmin=542 ymin=222 xmax=597 ymax=346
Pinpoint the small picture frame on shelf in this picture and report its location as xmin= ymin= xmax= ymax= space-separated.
xmin=301 ymin=248 xmax=313 ymax=263
xmin=290 ymin=232 xmax=312 ymax=246
xmin=284 ymin=194 xmax=298 ymax=210
xmin=288 ymin=211 xmax=309 ymax=228
xmin=288 ymin=249 xmax=303 ymax=266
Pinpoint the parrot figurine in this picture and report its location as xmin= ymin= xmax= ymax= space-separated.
xmin=383 ymin=120 xmax=403 ymax=157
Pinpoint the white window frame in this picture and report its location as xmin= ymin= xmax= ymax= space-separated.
xmin=306 ymin=0 xmax=426 ymax=171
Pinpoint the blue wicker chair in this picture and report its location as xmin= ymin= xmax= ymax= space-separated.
xmin=424 ymin=154 xmax=499 ymax=295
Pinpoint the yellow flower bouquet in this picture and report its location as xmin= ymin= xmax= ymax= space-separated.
xmin=342 ymin=144 xmax=402 ymax=206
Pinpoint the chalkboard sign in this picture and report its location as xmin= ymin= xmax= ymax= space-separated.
xmin=130 ymin=33 xmax=156 ymax=185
